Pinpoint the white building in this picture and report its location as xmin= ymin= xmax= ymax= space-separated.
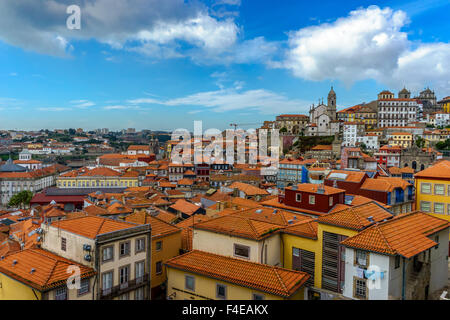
xmin=342 ymin=212 xmax=449 ymax=300
xmin=434 ymin=112 xmax=450 ymax=127
xmin=377 ymin=90 xmax=419 ymax=128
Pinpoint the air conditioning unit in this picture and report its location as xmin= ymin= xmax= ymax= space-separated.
xmin=83 ymin=244 xmax=92 ymax=251
xmin=84 ymin=254 xmax=92 ymax=262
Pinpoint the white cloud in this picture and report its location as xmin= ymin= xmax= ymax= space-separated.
xmin=282 ymin=6 xmax=409 ymax=84
xmin=129 ymin=88 xmax=310 ymax=115
xmin=38 ymin=107 xmax=71 ymax=112
xmin=0 ymin=0 xmax=240 ymax=61
xmin=280 ymin=5 xmax=450 ymax=92
xmin=104 ymin=105 xmax=140 ymax=110
xmin=70 ymin=100 xmax=95 ymax=108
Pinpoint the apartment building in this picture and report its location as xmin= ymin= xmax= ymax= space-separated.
xmin=342 ymin=212 xmax=449 ymax=300
xmin=57 ymin=167 xmax=139 ymax=189
xmin=125 ymin=211 xmax=182 ymax=299
xmin=40 ymin=216 xmax=152 ymax=300
xmin=415 ymin=160 xmax=450 ymax=239
xmin=377 ymin=90 xmax=418 ymax=128
xmin=0 ymin=248 xmax=96 ymax=300
xmin=165 ymin=250 xmax=310 ymax=300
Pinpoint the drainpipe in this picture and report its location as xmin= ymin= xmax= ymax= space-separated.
xmin=93 ymin=238 xmax=99 ymax=300
xmin=401 ymin=257 xmax=406 ymax=300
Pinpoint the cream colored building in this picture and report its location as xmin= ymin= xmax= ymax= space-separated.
xmin=40 ymin=216 xmax=152 ymax=300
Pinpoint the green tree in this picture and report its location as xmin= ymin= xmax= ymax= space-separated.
xmin=8 ymin=190 xmax=33 ymax=208
xmin=359 ymin=143 xmax=367 ymax=152
xmin=279 ymin=127 xmax=287 ymax=133
xmin=415 ymin=137 xmax=426 ymax=149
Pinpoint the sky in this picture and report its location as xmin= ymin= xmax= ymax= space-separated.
xmin=1 ymin=0 xmax=450 ymax=132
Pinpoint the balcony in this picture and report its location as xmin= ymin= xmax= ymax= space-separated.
xmin=100 ymin=273 xmax=149 ymax=300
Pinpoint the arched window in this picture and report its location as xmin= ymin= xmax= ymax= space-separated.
xmin=412 ymin=161 xmax=417 ymax=170
xmin=420 ymin=164 xmax=425 ymax=171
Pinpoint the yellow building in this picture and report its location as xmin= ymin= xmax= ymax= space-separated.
xmin=125 ymin=211 xmax=182 ymax=299
xmin=165 ymin=250 xmax=309 ymax=300
xmin=0 ymin=248 xmax=95 ymax=300
xmin=281 ymin=202 xmax=393 ymax=296
xmin=389 ymin=132 xmax=413 ymax=148
xmin=415 ymin=160 xmax=450 ymax=239
xmin=438 ymin=96 xmax=450 ymax=113
xmin=57 ymin=167 xmax=139 ymax=188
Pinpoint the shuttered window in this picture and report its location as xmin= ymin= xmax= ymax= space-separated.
xmin=434 ymin=184 xmax=445 ymax=195
xmin=421 ymin=183 xmax=431 ymax=194
xmin=420 ymin=201 xmax=431 ymax=212
xmin=434 ymin=203 xmax=444 ymax=214
xmin=292 ymin=247 xmax=315 ymax=287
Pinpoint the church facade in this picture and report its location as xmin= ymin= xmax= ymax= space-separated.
xmin=308 ymin=87 xmax=340 ymax=136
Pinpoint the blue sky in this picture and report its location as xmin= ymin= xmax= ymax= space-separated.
xmin=1 ymin=0 xmax=450 ymax=131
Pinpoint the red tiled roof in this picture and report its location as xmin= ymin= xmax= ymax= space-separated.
xmin=165 ymin=250 xmax=310 ymax=297
xmin=341 ymin=212 xmax=450 ymax=258
xmin=51 ymin=216 xmax=138 ymax=239
xmin=0 ymin=248 xmax=96 ymax=291
xmin=317 ymin=202 xmax=393 ymax=231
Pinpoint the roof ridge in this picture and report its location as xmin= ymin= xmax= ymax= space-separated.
xmin=95 ymin=218 xmax=107 ymax=236
xmin=273 ymin=268 xmax=288 ymax=294
xmin=374 ymin=224 xmax=396 ymax=254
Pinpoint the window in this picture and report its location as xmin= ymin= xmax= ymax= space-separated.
xmin=434 ymin=184 xmax=445 ymax=195
xmin=119 ymin=241 xmax=130 ymax=257
xmin=253 ymin=293 xmax=265 ymax=300
xmin=102 ymin=246 xmax=114 ymax=262
xmin=155 ymin=241 xmax=162 ymax=252
xmin=355 ymin=250 xmax=367 ymax=267
xmin=55 ymin=286 xmax=67 ymax=300
xmin=135 ymin=287 xmax=144 ymax=300
xmin=309 ymin=195 xmax=315 ymax=205
xmin=61 ymin=237 xmax=66 ymax=251
xmin=329 ymin=197 xmax=333 ymax=207
xmin=185 ymin=275 xmax=195 ymax=291
xmin=395 ymin=256 xmax=400 ymax=269
xmin=136 ymin=238 xmax=145 ymax=253
xmin=293 ymin=247 xmax=300 ymax=257
xmin=435 ymin=235 xmax=439 ymax=250
xmin=434 ymin=203 xmax=444 ymax=214
xmin=421 ymin=183 xmax=431 ymax=194
xmin=234 ymin=244 xmax=250 ymax=259
xmin=102 ymin=272 xmax=113 ymax=293
xmin=420 ymin=201 xmax=431 ymax=212
xmin=119 ymin=266 xmax=130 ymax=285
xmin=216 ymin=284 xmax=227 ymax=299
xmin=78 ymin=278 xmax=90 ymax=296
xmin=155 ymin=261 xmax=162 ymax=275
xmin=354 ymin=278 xmax=367 ymax=299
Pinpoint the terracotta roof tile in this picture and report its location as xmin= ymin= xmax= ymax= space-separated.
xmin=228 ymin=182 xmax=269 ymax=196
xmin=51 ymin=216 xmax=138 ymax=239
xmin=169 ymin=199 xmax=201 ymax=216
xmin=341 ymin=212 xmax=450 ymax=258
xmin=0 ymin=248 xmax=95 ymax=291
xmin=165 ymin=250 xmax=310 ymax=298
xmin=415 ymin=160 xmax=450 ymax=179
xmin=317 ymin=202 xmax=393 ymax=231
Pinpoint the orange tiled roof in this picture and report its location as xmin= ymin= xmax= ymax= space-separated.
xmin=106 ymin=202 xmax=133 ymax=215
xmin=415 ymin=160 xmax=450 ymax=179
xmin=341 ymin=212 xmax=450 ymax=258
xmin=0 ymin=248 xmax=96 ymax=291
xmin=361 ymin=177 xmax=410 ymax=192
xmin=194 ymin=214 xmax=281 ymax=240
xmin=282 ymin=219 xmax=318 ymax=239
xmin=51 ymin=216 xmax=138 ymax=239
xmin=317 ymin=202 xmax=393 ymax=231
xmin=169 ymin=199 xmax=201 ymax=216
xmin=286 ymin=183 xmax=345 ymax=195
xmin=177 ymin=178 xmax=194 ymax=186
xmin=311 ymin=145 xmax=332 ymax=151
xmin=232 ymin=207 xmax=312 ymax=227
xmin=165 ymin=250 xmax=310 ymax=298
xmin=228 ymin=182 xmax=269 ymax=196
xmin=125 ymin=211 xmax=180 ymax=239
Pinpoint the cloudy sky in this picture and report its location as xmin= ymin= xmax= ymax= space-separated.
xmin=1 ymin=0 xmax=450 ymax=131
